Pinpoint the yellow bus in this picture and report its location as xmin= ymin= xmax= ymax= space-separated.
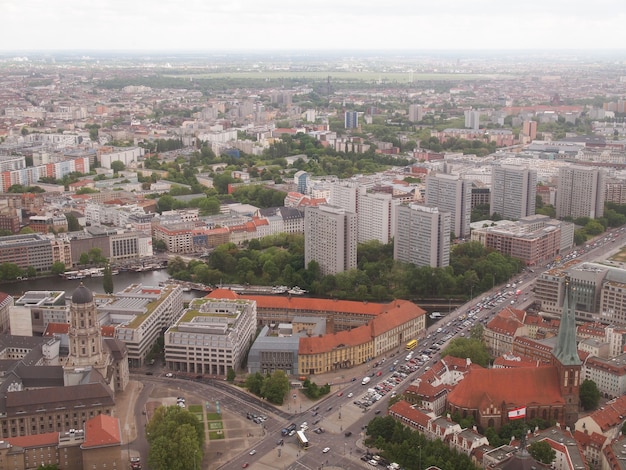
xmin=405 ymin=339 xmax=418 ymax=350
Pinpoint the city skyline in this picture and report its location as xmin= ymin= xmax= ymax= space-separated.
xmin=2 ymin=0 xmax=626 ymax=53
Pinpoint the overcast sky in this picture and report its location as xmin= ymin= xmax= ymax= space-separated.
xmin=1 ymin=0 xmax=626 ymax=52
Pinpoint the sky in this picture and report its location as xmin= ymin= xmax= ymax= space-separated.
xmin=1 ymin=0 xmax=626 ymax=52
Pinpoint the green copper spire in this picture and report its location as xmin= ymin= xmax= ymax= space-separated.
xmin=553 ymin=277 xmax=581 ymax=366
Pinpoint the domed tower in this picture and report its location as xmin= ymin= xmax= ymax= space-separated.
xmin=66 ymin=283 xmax=104 ymax=368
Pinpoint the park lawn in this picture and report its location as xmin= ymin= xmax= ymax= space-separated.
xmin=208 ymin=421 xmax=223 ymax=430
xmin=206 ymin=412 xmax=222 ymax=420
xmin=188 ymin=404 xmax=202 ymax=413
xmin=208 ymin=430 xmax=225 ymax=440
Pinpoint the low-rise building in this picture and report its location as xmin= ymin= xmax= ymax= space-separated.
xmin=582 ymin=354 xmax=626 ymax=399
xmin=483 ymin=307 xmax=529 ymax=357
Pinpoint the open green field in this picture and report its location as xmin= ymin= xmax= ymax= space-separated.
xmin=206 ymin=412 xmax=222 ymax=420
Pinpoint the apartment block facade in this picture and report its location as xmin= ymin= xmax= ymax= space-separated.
xmin=304 ymin=205 xmax=357 ymax=276
xmin=394 ymin=203 xmax=451 ymax=268
xmin=556 ymin=165 xmax=605 ymax=219
xmin=425 ymin=173 xmax=471 ymax=239
xmin=490 ymin=164 xmax=537 ymax=220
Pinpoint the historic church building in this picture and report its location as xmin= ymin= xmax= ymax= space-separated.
xmin=64 ymin=283 xmax=129 ymax=395
xmin=446 ymin=277 xmax=581 ymax=431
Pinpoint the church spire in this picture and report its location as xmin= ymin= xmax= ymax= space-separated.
xmin=553 ymin=276 xmax=581 ymax=366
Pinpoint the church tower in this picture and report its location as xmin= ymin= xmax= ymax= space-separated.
xmin=66 ymin=283 xmax=104 ymax=368
xmin=552 ymin=276 xmax=581 ymax=428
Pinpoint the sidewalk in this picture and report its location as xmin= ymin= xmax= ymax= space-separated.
xmin=114 ymin=379 xmax=143 ymax=461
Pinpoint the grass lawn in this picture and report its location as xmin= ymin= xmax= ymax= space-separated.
xmin=208 ymin=430 xmax=225 ymax=440
xmin=188 ymin=404 xmax=202 ymax=413
xmin=206 ymin=412 xmax=222 ymax=420
xmin=209 ymin=421 xmax=223 ymax=430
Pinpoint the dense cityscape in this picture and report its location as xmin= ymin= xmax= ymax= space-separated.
xmin=2 ymin=49 xmax=626 ymax=470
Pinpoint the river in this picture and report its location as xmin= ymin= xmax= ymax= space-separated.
xmin=0 ymin=269 xmax=206 ymax=301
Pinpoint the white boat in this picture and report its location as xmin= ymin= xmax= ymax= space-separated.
xmin=288 ymin=286 xmax=307 ymax=295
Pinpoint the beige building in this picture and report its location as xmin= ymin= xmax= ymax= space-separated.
xmin=165 ymin=292 xmax=257 ymax=376
xmin=298 ymin=299 xmax=426 ymax=375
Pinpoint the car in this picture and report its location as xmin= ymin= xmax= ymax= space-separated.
xmin=312 ymin=418 xmax=321 ymax=425
xmin=376 ymin=371 xmax=382 ymax=376
xmin=145 ymin=371 xmax=153 ymax=375
xmin=276 ymin=439 xmax=284 ymax=446
xmin=344 ymin=431 xmax=352 ymax=437
xmin=242 ymin=463 xmax=249 ymax=468
xmin=374 ymin=409 xmax=381 ymax=415
xmin=347 ymin=392 xmax=353 ymax=398
xmin=249 ymin=450 xmax=257 ymax=455
xmin=369 ymin=459 xmax=379 ymax=466
xmin=322 ymin=447 xmax=330 ymax=453
xmin=337 ymin=391 xmax=343 ymax=397
xmin=165 ymin=372 xmax=173 ymax=378
xmin=351 ymin=377 xmax=357 ymax=382
xmin=326 ymin=406 xmax=333 ymax=411
xmin=300 ymin=422 xmax=307 ymax=427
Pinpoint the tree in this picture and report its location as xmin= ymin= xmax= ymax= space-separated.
xmin=146 ymin=405 xmax=204 ymax=470
xmin=50 ymin=261 xmax=66 ymax=275
xmin=79 ymin=252 xmax=90 ymax=265
xmin=66 ymin=213 xmax=82 ymax=232
xmin=245 ymin=372 xmax=264 ymax=396
xmin=579 ymin=379 xmax=601 ymax=411
xmin=110 ymin=160 xmax=126 ymax=173
xmin=19 ymin=226 xmax=35 ymax=234
xmin=103 ymin=264 xmax=114 ymax=294
xmin=226 ymin=367 xmax=236 ymax=382
xmin=441 ymin=337 xmax=491 ymax=367
xmin=0 ymin=263 xmax=23 ymax=281
xmin=528 ymin=440 xmax=556 ymax=465
xmin=26 ymin=266 xmax=36 ymax=278
xmin=261 ymin=370 xmax=290 ymax=405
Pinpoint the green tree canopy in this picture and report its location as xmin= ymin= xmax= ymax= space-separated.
xmin=528 ymin=440 xmax=556 ymax=465
xmin=146 ymin=405 xmax=204 ymax=470
xmin=441 ymin=337 xmax=490 ymax=367
xmin=579 ymin=379 xmax=601 ymax=411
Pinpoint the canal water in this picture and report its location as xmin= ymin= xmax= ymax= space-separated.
xmin=0 ymin=269 xmax=206 ymax=301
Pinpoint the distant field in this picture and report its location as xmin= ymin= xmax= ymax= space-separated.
xmin=168 ymin=71 xmax=504 ymax=82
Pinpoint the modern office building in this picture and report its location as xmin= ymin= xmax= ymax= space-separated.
xmin=164 ymin=292 xmax=257 ymax=376
xmin=98 ymin=283 xmax=185 ymax=368
xmin=557 ymin=165 xmax=606 ymax=219
xmin=425 ymin=173 xmax=472 ymax=239
xmin=344 ymin=111 xmax=358 ymax=129
xmin=304 ymin=205 xmax=357 ymax=276
xmin=490 ymin=164 xmax=537 ymax=220
xmin=0 ymin=233 xmax=54 ymax=272
xmin=394 ymin=203 xmax=451 ymax=268
xmin=294 ymin=170 xmax=309 ymax=195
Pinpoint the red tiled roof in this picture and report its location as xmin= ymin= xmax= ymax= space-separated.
xmin=447 ymin=366 xmax=564 ymax=409
xmin=241 ymin=295 xmax=403 ymax=316
xmin=7 ymin=431 xmax=58 ymax=448
xmin=82 ymin=414 xmax=121 ymax=448
xmin=586 ymin=396 xmax=626 ymax=432
xmin=388 ymin=400 xmax=431 ymax=428
xmin=207 ymin=288 xmax=241 ymax=300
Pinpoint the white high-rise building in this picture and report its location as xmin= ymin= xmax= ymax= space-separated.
xmin=557 ymin=165 xmax=606 ymax=219
xmin=490 ymin=164 xmax=537 ymax=220
xmin=425 ymin=173 xmax=471 ymax=239
xmin=330 ymin=181 xmax=360 ymax=213
xmin=394 ymin=203 xmax=451 ymax=268
xmin=305 ymin=205 xmax=357 ymax=276
xmin=464 ymin=110 xmax=480 ymax=130
xmin=357 ymin=192 xmax=397 ymax=244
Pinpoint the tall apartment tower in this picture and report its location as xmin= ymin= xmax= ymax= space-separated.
xmin=464 ymin=110 xmax=480 ymax=130
xmin=304 ymin=205 xmax=357 ymax=276
xmin=394 ymin=203 xmax=451 ymax=268
xmin=490 ymin=164 xmax=537 ymax=220
xmin=408 ymin=104 xmax=424 ymax=123
xmin=522 ymin=120 xmax=538 ymax=140
xmin=357 ymin=192 xmax=396 ymax=244
xmin=556 ymin=165 xmax=606 ymax=219
xmin=344 ymin=111 xmax=358 ymax=129
xmin=330 ymin=181 xmax=360 ymax=213
xmin=425 ymin=173 xmax=472 ymax=239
